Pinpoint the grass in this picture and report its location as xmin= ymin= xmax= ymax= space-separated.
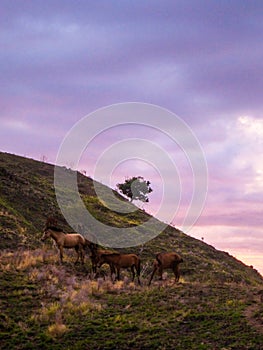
xmin=0 ymin=152 xmax=263 ymax=349
xmin=0 ymin=249 xmax=263 ymax=350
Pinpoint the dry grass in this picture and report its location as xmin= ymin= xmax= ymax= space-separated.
xmin=1 ymin=248 xmax=263 ymax=349
xmin=47 ymin=323 xmax=68 ymax=338
xmin=8 ymin=248 xmax=142 ymax=334
xmin=0 ymin=248 xmax=45 ymax=271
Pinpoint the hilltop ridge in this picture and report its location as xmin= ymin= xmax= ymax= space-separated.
xmin=0 ymin=151 xmax=262 ymax=285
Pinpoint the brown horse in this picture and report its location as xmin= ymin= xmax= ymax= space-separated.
xmin=41 ymin=225 xmax=91 ymax=264
xmin=89 ymin=248 xmax=117 ymax=274
xmin=98 ymin=253 xmax=141 ymax=285
xmin=148 ymin=252 xmax=183 ymax=285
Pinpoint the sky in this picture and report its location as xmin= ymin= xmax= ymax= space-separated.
xmin=1 ymin=1 xmax=263 ymax=273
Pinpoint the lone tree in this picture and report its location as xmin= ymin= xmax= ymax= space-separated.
xmin=117 ymin=176 xmax=153 ymax=203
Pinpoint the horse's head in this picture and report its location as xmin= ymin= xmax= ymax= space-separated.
xmin=41 ymin=228 xmax=51 ymax=241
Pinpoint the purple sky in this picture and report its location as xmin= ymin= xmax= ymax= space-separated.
xmin=1 ymin=1 xmax=263 ymax=273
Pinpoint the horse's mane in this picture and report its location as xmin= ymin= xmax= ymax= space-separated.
xmin=46 ymin=216 xmax=58 ymax=226
xmin=102 ymin=252 xmax=120 ymax=257
xmin=45 ymin=217 xmax=63 ymax=232
xmin=46 ymin=225 xmax=63 ymax=232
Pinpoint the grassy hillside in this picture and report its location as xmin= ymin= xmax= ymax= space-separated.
xmin=0 ymin=151 xmax=262 ymax=349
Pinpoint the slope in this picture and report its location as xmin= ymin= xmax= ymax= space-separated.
xmin=0 ymin=151 xmax=262 ymax=286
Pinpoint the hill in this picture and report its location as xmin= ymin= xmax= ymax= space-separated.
xmin=0 ymin=151 xmax=262 ymax=284
xmin=0 ymin=151 xmax=262 ymax=349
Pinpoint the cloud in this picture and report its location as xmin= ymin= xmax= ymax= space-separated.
xmin=1 ymin=1 xmax=263 ymax=272
xmin=2 ymin=1 xmax=263 ymax=119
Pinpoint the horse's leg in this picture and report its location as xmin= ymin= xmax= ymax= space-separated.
xmin=59 ymin=246 xmax=63 ymax=264
xmin=80 ymin=246 xmax=85 ymax=265
xmin=107 ymin=264 xmax=117 ymax=281
xmin=137 ymin=261 xmax=141 ymax=286
xmin=90 ymin=255 xmax=97 ymax=274
xmin=110 ymin=264 xmax=116 ymax=275
xmin=74 ymin=246 xmax=80 ymax=264
xmin=111 ymin=264 xmax=116 ymax=275
xmin=148 ymin=265 xmax=157 ymax=286
xmin=158 ymin=266 xmax=163 ymax=280
xmin=108 ymin=264 xmax=114 ymax=281
xmin=131 ymin=265 xmax=135 ymax=281
xmin=110 ymin=264 xmax=115 ymax=281
xmin=173 ymin=264 xmax=180 ymax=283
xmin=116 ymin=267 xmax=120 ymax=281
xmin=93 ymin=261 xmax=97 ymax=274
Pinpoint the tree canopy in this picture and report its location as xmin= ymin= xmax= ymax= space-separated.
xmin=117 ymin=176 xmax=153 ymax=203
